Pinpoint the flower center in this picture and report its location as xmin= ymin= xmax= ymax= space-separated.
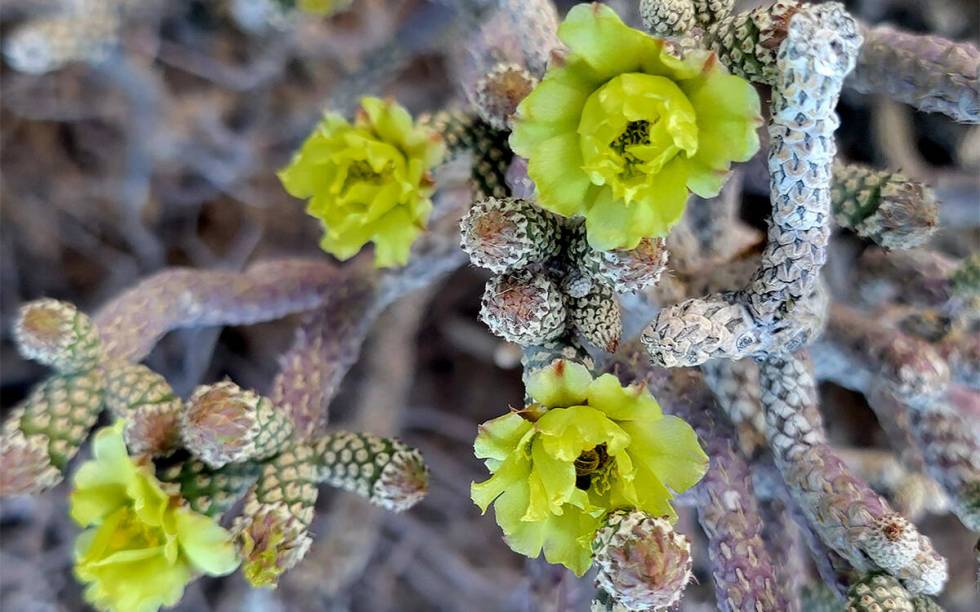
xmin=107 ymin=507 xmax=162 ymax=553
xmin=609 ymin=120 xmax=651 ymax=178
xmin=578 ymin=73 xmax=698 ymax=204
xmin=574 ymin=444 xmax=614 ymax=492
xmin=342 ymin=160 xmax=388 ymax=191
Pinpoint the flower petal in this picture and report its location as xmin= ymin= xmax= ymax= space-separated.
xmin=475 ymin=412 xmax=534 ymax=462
xmin=621 ymin=415 xmax=708 ymax=494
xmin=558 ymin=4 xmax=649 ymax=78
xmin=586 ymin=374 xmax=663 ymax=422
xmin=175 ymin=509 xmax=240 ymax=576
xmin=525 ymin=359 xmax=593 ymax=408
xmin=524 ymin=131 xmax=593 ymax=218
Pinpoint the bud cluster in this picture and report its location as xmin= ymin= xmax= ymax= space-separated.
xmin=462 ymin=197 xmax=668 ymax=352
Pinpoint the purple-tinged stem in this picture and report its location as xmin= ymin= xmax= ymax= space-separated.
xmin=613 ymin=349 xmax=791 ymax=611
xmin=759 ymin=352 xmax=947 ymax=595
xmin=94 ymin=258 xmax=343 ymax=362
xmin=847 ymin=24 xmax=980 ymax=124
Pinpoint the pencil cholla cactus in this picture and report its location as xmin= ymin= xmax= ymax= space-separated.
xmin=591 ymin=509 xmax=693 ymax=610
xmin=312 ymin=431 xmax=429 ymax=512
xmin=1 ymin=300 xmax=106 ymax=495
xmin=180 ymin=382 xmax=294 ymax=468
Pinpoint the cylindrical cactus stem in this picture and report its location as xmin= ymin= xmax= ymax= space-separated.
xmin=846 ymin=572 xmax=944 ymax=612
xmin=814 ymin=303 xmax=951 ymax=407
xmin=871 ymin=387 xmax=980 ymax=532
xmin=639 ymin=0 xmax=696 ymax=37
xmin=157 ymin=454 xmax=262 ymax=518
xmin=848 ymin=24 xmax=980 ymax=124
xmin=759 ymin=352 xmax=947 ymax=595
xmin=311 ymin=431 xmax=428 ymax=512
xmin=93 ymin=258 xmax=341 ymax=363
xmin=480 ymin=268 xmax=567 ymax=346
xmin=104 ymin=362 xmax=182 ymax=456
xmin=619 ymin=363 xmax=790 ymax=611
xmin=644 ymin=3 xmax=858 ymax=368
xmin=567 ymin=282 xmax=623 ymax=353
xmin=460 ymin=197 xmax=562 ymax=274
xmin=0 ymin=369 xmax=105 ymax=496
xmin=591 ymin=509 xmax=693 ymax=611
xmin=831 ymin=161 xmax=939 ymax=250
xmin=14 ymin=299 xmax=102 ymax=374
xmin=700 ymin=358 xmax=766 ymax=455
xmin=181 ymin=382 xmax=294 ymax=469
xmin=233 ymin=444 xmax=319 ymax=588
xmin=474 ymin=62 xmax=538 ymax=130
xmin=837 ymin=448 xmax=948 ymax=521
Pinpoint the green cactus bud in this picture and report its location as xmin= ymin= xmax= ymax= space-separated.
xmin=311 ymin=431 xmax=428 ymax=512
xmin=104 ymin=362 xmax=182 ymax=456
xmin=591 ymin=509 xmax=693 ymax=611
xmin=418 ymin=110 xmax=513 ymax=199
xmin=418 ymin=110 xmax=481 ymax=159
xmin=1 ymin=369 xmax=105 ymax=495
xmin=157 ymin=453 xmax=262 ymax=517
xmin=181 ymin=382 xmax=294 ymax=468
xmin=233 ymin=444 xmax=319 ymax=587
xmin=569 ymin=221 xmax=669 ymax=294
xmin=460 ymin=197 xmax=562 ymax=274
xmin=14 ymin=299 xmax=102 ymax=373
xmin=480 ymin=268 xmax=567 ymax=346
xmin=831 ymin=162 xmax=938 ymax=250
xmin=470 ymin=121 xmax=514 ymax=200
xmin=847 ymin=573 xmax=915 ymax=612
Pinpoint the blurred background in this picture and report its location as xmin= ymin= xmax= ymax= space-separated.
xmin=1 ymin=0 xmax=977 ymax=610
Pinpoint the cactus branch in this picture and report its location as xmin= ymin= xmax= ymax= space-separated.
xmin=847 ymin=24 xmax=980 ymax=124
xmin=758 ymin=352 xmax=947 ymax=595
xmin=93 ymin=258 xmax=343 ymax=363
xmin=644 ymin=2 xmax=860 ymax=367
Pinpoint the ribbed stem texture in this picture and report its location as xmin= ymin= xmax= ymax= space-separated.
xmin=848 ymin=24 xmax=980 ymax=124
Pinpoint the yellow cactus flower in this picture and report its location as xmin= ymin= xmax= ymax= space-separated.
xmin=471 ymin=359 xmax=708 ymax=575
xmin=278 ymin=96 xmax=446 ymax=268
xmin=70 ymin=421 xmax=239 ymax=612
xmin=511 ymin=3 xmax=762 ymax=250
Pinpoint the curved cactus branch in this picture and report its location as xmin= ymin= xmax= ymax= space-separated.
xmin=94 ymin=258 xmax=344 ymax=362
xmin=644 ymin=2 xmax=861 ymax=367
xmin=759 ymin=352 xmax=947 ymax=595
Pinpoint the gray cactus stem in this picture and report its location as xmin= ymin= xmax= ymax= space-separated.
xmin=643 ymin=3 xmax=860 ymax=368
xmin=758 ymin=351 xmax=947 ymax=595
xmin=847 ymin=23 xmax=980 ymax=124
